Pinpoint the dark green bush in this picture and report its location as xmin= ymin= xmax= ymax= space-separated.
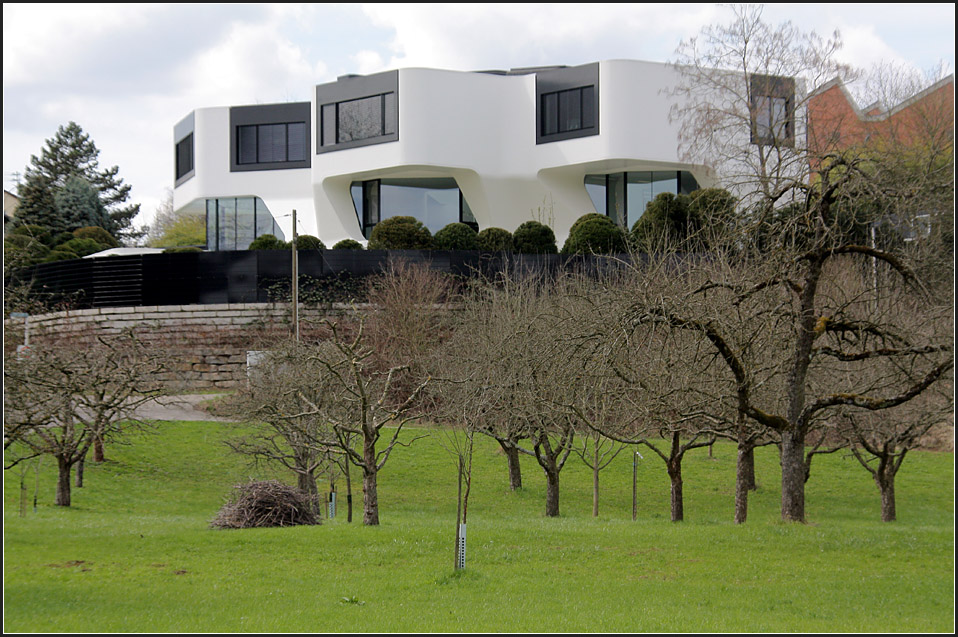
xmin=42 ymin=248 xmax=80 ymax=262
xmin=367 ymin=216 xmax=433 ymax=250
xmin=513 ymin=220 xmax=557 ymax=254
xmin=629 ymin=192 xmax=693 ymax=249
xmin=163 ymin=246 xmax=204 ymax=253
xmin=294 ymin=234 xmax=326 ymax=250
xmin=10 ymin=225 xmax=53 ymax=245
xmin=248 ymin=234 xmax=289 ymax=250
xmin=433 ymin=222 xmax=479 ymax=250
xmin=56 ymin=237 xmax=105 ymax=257
xmin=561 ymin=213 xmax=627 ymax=255
xmin=73 ymin=226 xmax=119 ymax=248
xmin=476 ymin=227 xmax=514 ymax=252
xmin=332 ymin=239 xmax=364 ymax=250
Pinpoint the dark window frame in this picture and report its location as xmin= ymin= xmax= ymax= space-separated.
xmin=316 ymin=71 xmax=399 ymax=154
xmin=749 ymin=74 xmax=796 ymax=147
xmin=229 ymin=102 xmax=311 ymax=172
xmin=536 ymin=63 xmax=600 ymax=144
xmin=237 ymin=122 xmax=308 ymax=165
xmin=175 ymin=133 xmax=194 ymax=184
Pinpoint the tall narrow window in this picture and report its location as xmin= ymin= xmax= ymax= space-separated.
xmin=750 ymin=74 xmax=795 ymax=146
xmin=175 ymin=134 xmax=193 ymax=181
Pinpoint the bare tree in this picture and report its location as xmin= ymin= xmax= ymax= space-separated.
xmin=4 ymin=332 xmax=168 ymax=506
xmin=224 ymin=343 xmax=338 ymax=513
xmin=302 ymin=318 xmax=431 ymax=526
xmin=664 ymin=5 xmax=954 ymax=523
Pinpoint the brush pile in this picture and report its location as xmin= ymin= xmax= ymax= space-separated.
xmin=210 ymin=480 xmax=320 ymax=529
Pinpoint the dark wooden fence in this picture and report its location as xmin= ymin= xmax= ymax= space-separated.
xmin=14 ymin=249 xmax=630 ymax=309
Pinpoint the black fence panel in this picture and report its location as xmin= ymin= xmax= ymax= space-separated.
xmin=16 ymin=249 xmax=637 ymax=309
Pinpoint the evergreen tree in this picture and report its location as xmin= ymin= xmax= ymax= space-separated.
xmin=15 ymin=122 xmax=140 ymax=239
xmin=54 ymin=175 xmax=111 ymax=231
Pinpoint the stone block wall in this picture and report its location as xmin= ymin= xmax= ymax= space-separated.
xmin=4 ymin=303 xmax=361 ymax=389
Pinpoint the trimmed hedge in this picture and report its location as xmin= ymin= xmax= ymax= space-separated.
xmin=513 ymin=220 xmax=557 ymax=254
xmin=562 ymin=213 xmax=627 ymax=254
xmin=368 ymin=216 xmax=433 ymax=250
xmin=249 ymin=234 xmax=290 ymax=250
xmin=294 ymin=234 xmax=326 ymax=250
xmin=332 ymin=238 xmax=364 ymax=250
xmin=477 ymin=227 xmax=514 ymax=252
xmin=434 ymin=222 xmax=479 ymax=250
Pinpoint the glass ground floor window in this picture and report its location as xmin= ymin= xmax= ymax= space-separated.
xmin=350 ymin=177 xmax=476 ymax=238
xmin=585 ymin=171 xmax=700 ymax=229
xmin=189 ymin=196 xmax=286 ymax=251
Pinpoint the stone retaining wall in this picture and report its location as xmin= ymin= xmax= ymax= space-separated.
xmin=4 ymin=303 xmax=360 ymax=389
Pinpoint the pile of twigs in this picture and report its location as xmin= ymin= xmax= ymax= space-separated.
xmin=210 ymin=480 xmax=320 ymax=529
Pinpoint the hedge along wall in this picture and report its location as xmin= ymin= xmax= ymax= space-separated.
xmin=4 ymin=303 xmax=361 ymax=389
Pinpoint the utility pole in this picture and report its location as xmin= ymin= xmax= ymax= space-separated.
xmin=292 ymin=209 xmax=299 ymax=342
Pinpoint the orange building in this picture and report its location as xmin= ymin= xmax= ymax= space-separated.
xmin=807 ymin=73 xmax=954 ymax=165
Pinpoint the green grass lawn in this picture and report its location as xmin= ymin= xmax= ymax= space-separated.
xmin=4 ymin=421 xmax=954 ymax=632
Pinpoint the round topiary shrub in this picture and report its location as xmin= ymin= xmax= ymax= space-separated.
xmin=248 ymin=234 xmax=289 ymax=250
xmin=629 ymin=192 xmax=692 ymax=250
xmin=332 ymin=239 xmax=364 ymax=250
xmin=73 ymin=226 xmax=120 ymax=248
xmin=367 ymin=216 xmax=433 ymax=250
xmin=513 ymin=220 xmax=557 ymax=254
xmin=476 ymin=227 xmax=514 ymax=252
xmin=294 ymin=234 xmax=326 ymax=250
xmin=57 ymin=237 xmax=106 ymax=257
xmin=433 ymin=222 xmax=479 ymax=250
xmin=10 ymin=225 xmax=53 ymax=245
xmin=561 ymin=213 xmax=627 ymax=255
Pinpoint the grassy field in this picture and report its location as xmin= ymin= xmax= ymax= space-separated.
xmin=4 ymin=420 xmax=954 ymax=632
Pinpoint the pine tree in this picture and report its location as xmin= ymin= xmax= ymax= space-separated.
xmin=15 ymin=122 xmax=141 ymax=239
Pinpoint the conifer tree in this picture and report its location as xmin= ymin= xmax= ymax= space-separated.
xmin=15 ymin=122 xmax=140 ymax=239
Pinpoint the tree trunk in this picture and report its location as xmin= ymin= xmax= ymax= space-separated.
xmin=740 ymin=443 xmax=756 ymax=491
xmin=544 ymin=469 xmax=560 ymax=517
xmin=667 ymin=460 xmax=683 ymax=522
xmin=877 ymin=469 xmax=897 ymax=522
xmin=780 ymin=429 xmax=806 ymax=523
xmin=75 ymin=453 xmax=85 ymax=488
xmin=592 ymin=462 xmax=600 ymax=518
xmin=734 ymin=456 xmax=749 ymax=524
xmin=297 ymin=470 xmax=320 ymax=516
xmin=499 ymin=440 xmax=522 ymax=490
xmin=345 ymin=461 xmax=353 ymax=523
xmin=734 ymin=439 xmax=754 ymax=524
xmin=362 ymin=435 xmax=379 ymax=525
xmin=55 ymin=456 xmax=72 ymax=507
xmin=93 ymin=435 xmax=106 ymax=463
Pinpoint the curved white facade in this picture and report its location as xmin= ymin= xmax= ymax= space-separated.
xmin=173 ymin=60 xmax=714 ymax=246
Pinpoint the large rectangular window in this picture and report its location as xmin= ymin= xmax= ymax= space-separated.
xmin=536 ymin=63 xmax=599 ymax=144
xmin=321 ymin=92 xmax=397 ymax=147
xmin=541 ymin=86 xmax=595 ymax=136
xmin=237 ymin=122 xmax=308 ymax=165
xmin=351 ymin=178 xmax=475 ymax=239
xmin=229 ymin=102 xmax=310 ymax=172
xmin=316 ymin=70 xmax=400 ymax=154
xmin=585 ymin=171 xmax=701 ymax=229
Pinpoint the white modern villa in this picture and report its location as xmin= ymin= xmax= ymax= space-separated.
xmin=172 ymin=59 xmax=753 ymax=249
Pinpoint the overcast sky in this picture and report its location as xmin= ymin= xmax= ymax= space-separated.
xmin=3 ymin=3 xmax=954 ymax=233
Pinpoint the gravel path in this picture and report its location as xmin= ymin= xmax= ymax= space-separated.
xmin=132 ymin=394 xmax=236 ymax=422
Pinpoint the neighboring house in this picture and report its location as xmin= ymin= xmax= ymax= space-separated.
xmin=807 ymin=73 xmax=954 ymax=242
xmin=172 ymin=60 xmax=727 ymax=248
xmin=4 ymin=189 xmax=20 ymax=235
